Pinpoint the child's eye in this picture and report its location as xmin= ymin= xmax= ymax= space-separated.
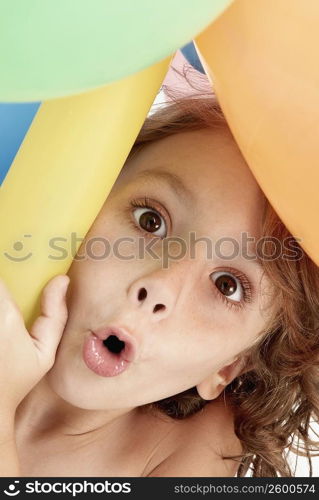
xmin=129 ymin=197 xmax=168 ymax=239
xmin=209 ymin=269 xmax=252 ymax=310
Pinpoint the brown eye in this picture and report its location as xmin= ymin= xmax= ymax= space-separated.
xmin=216 ymin=275 xmax=236 ymax=296
xmin=210 ymin=271 xmax=243 ymax=302
xmin=133 ymin=207 xmax=167 ymax=238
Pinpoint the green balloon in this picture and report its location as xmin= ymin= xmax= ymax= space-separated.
xmin=0 ymin=0 xmax=232 ymax=102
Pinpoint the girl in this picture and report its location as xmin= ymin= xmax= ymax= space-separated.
xmin=1 ymin=88 xmax=318 ymax=478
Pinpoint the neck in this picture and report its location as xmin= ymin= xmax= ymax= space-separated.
xmin=15 ymin=375 xmax=136 ymax=440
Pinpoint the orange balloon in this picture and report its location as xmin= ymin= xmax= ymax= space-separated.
xmin=195 ymin=0 xmax=319 ymax=265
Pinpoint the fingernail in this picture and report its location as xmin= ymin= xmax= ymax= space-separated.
xmin=62 ymin=276 xmax=70 ymax=293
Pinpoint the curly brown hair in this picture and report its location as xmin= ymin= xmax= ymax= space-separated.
xmin=123 ymin=69 xmax=319 ymax=477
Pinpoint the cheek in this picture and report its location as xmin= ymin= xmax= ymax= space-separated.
xmin=86 ymin=214 xmax=140 ymax=262
xmin=176 ymin=317 xmax=253 ymax=376
xmin=162 ymin=327 xmax=227 ymax=376
xmin=84 ymin=199 xmax=123 ymax=244
xmin=72 ymin=217 xmax=130 ymax=275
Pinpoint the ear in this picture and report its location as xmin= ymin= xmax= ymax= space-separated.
xmin=196 ymin=356 xmax=248 ymax=401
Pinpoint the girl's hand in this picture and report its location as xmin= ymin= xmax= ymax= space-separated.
xmin=0 ymin=274 xmax=69 ymax=414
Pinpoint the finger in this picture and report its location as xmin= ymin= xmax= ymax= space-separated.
xmin=29 ymin=275 xmax=70 ymax=367
xmin=0 ymin=278 xmax=24 ymax=330
xmin=0 ymin=277 xmax=13 ymax=299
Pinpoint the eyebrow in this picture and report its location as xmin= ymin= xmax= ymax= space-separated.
xmin=133 ymin=168 xmax=195 ymax=207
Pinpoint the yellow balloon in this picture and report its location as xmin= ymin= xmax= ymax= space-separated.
xmin=0 ymin=57 xmax=170 ymax=329
xmin=195 ymin=0 xmax=319 ymax=265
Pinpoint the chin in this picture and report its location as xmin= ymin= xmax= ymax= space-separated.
xmin=47 ymin=333 xmax=178 ymax=411
xmin=45 ymin=368 xmax=106 ymax=410
xmin=45 ymin=351 xmax=131 ymax=411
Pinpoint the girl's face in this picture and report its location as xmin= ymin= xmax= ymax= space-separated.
xmin=47 ymin=128 xmax=272 ymax=410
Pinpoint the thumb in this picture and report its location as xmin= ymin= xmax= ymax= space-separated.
xmin=30 ymin=275 xmax=70 ymax=369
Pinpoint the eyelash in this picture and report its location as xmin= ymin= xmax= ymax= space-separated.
xmin=126 ymin=197 xmax=253 ymax=311
xmin=213 ymin=268 xmax=253 ymax=311
xmin=127 ymin=197 xmax=169 ymax=239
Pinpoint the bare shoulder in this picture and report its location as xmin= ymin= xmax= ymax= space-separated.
xmin=145 ymin=399 xmax=243 ymax=477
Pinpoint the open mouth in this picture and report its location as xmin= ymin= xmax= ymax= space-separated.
xmin=103 ymin=334 xmax=125 ymax=355
xmin=82 ymin=327 xmax=136 ymax=377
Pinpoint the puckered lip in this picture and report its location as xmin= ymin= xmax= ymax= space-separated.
xmin=90 ymin=325 xmax=138 ymax=363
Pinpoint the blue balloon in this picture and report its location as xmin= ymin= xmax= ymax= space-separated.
xmin=181 ymin=41 xmax=205 ymax=74
xmin=0 ymin=102 xmax=40 ymax=185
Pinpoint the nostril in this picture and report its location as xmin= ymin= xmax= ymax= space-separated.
xmin=103 ymin=335 xmax=125 ymax=354
xmin=138 ymin=287 xmax=147 ymax=301
xmin=153 ymin=303 xmax=165 ymax=313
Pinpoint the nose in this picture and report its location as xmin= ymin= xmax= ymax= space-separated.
xmin=127 ymin=267 xmax=183 ymax=322
xmin=138 ymin=287 xmax=166 ymax=313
